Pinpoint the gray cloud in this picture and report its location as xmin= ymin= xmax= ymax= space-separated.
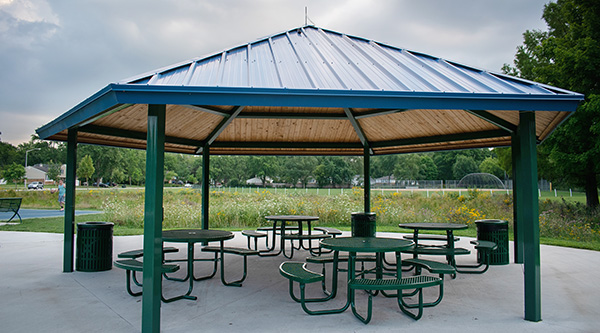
xmin=0 ymin=0 xmax=551 ymax=145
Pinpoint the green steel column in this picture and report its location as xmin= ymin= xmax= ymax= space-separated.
xmin=63 ymin=129 xmax=77 ymax=273
xmin=142 ymin=105 xmax=166 ymax=333
xmin=363 ymin=146 xmax=371 ymax=213
xmin=511 ymin=133 xmax=524 ymax=264
xmin=516 ymin=111 xmax=541 ymax=321
xmin=202 ymin=144 xmax=210 ymax=230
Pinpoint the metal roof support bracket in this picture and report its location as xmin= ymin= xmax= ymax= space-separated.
xmin=206 ymin=105 xmax=245 ymax=145
xmin=464 ymin=109 xmax=518 ymax=133
xmin=344 ymin=108 xmax=373 ymax=154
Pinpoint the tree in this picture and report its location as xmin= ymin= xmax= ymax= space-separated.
xmin=78 ymin=155 xmax=95 ymax=188
xmin=394 ymin=155 xmax=421 ymax=180
xmin=371 ymin=155 xmax=398 ymax=183
xmin=452 ymin=155 xmax=479 ymax=180
xmin=1 ymin=163 xmax=25 ymax=188
xmin=479 ymin=157 xmax=505 ymax=179
xmin=313 ymin=157 xmax=353 ymax=187
xmin=165 ymin=170 xmax=178 ymax=184
xmin=503 ymin=0 xmax=600 ymax=208
xmin=419 ymin=155 xmax=439 ymax=180
xmin=0 ymin=142 xmax=18 ymax=168
xmin=78 ymin=145 xmax=125 ymax=184
xmin=46 ymin=163 xmax=61 ymax=183
xmin=281 ymin=156 xmax=318 ymax=187
xmin=247 ymin=156 xmax=279 ymax=187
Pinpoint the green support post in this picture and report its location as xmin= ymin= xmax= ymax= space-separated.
xmin=63 ymin=129 xmax=77 ymax=273
xmin=202 ymin=144 xmax=210 ymax=230
xmin=511 ymin=133 xmax=524 ymax=264
xmin=363 ymin=146 xmax=370 ymax=213
xmin=515 ymin=111 xmax=541 ymax=321
xmin=142 ymin=105 xmax=166 ymax=333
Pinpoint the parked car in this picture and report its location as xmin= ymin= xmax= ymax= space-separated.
xmin=184 ymin=183 xmax=193 ymax=188
xmin=92 ymin=182 xmax=109 ymax=188
xmin=28 ymin=181 xmax=44 ymax=190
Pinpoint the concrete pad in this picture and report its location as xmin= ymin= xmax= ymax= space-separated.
xmin=0 ymin=231 xmax=598 ymax=332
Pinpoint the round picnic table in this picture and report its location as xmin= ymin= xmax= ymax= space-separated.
xmin=262 ymin=215 xmax=321 ymax=258
xmin=318 ymin=236 xmax=415 ymax=318
xmin=162 ymin=229 xmax=234 ymax=299
xmin=398 ymin=223 xmax=468 ymax=270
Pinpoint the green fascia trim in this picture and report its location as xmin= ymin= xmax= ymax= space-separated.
xmin=371 ymin=129 xmax=510 ymax=148
xmin=464 ymin=110 xmax=518 ymax=133
xmin=210 ymin=141 xmax=364 ymax=149
xmin=78 ymin=124 xmax=204 ymax=148
xmin=236 ymin=112 xmax=347 ymax=119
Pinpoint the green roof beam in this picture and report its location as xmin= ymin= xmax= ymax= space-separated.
xmin=465 ymin=109 xmax=518 ymax=133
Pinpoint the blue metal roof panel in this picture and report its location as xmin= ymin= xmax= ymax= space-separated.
xmin=115 ymin=26 xmax=582 ymax=99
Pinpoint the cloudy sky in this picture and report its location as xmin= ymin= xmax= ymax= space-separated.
xmin=0 ymin=0 xmax=552 ymax=146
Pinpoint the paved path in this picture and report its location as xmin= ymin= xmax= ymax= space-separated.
xmin=0 ymin=209 xmax=102 ymax=224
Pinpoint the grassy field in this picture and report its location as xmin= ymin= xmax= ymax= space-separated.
xmin=1 ymin=186 xmax=598 ymax=251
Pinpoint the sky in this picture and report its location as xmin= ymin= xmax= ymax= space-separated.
xmin=0 ymin=0 xmax=553 ymax=146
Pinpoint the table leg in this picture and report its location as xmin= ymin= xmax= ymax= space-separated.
xmin=163 ymin=243 xmax=197 ymax=301
xmin=258 ymin=221 xmax=283 ymax=257
xmin=164 ymin=243 xmax=192 ymax=282
xmin=282 ymin=221 xmax=295 ymax=259
xmin=412 ymin=229 xmax=420 ymax=259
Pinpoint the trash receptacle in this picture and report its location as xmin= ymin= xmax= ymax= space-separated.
xmin=351 ymin=212 xmax=376 ymax=237
xmin=475 ymin=219 xmax=509 ymax=265
xmin=76 ymin=221 xmax=114 ymax=272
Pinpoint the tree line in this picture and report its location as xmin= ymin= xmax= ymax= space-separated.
xmin=1 ymin=135 xmax=507 ymax=188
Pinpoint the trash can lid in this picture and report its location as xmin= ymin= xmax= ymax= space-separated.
xmin=77 ymin=221 xmax=114 ymax=228
xmin=351 ymin=212 xmax=376 ymax=216
xmin=475 ymin=219 xmax=507 ymax=225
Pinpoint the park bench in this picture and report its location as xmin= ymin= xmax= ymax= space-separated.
xmin=401 ymin=258 xmax=455 ymax=308
xmin=313 ymin=227 xmax=342 ymax=237
xmin=241 ymin=230 xmax=269 ymax=250
xmin=403 ymin=234 xmax=460 ymax=242
xmin=117 ymin=247 xmax=179 ymax=286
xmin=455 ymin=240 xmax=498 ymax=274
xmin=348 ymin=274 xmax=442 ymax=323
xmin=201 ymin=246 xmax=259 ymax=286
xmin=0 ymin=198 xmax=22 ymax=223
xmin=113 ymin=259 xmax=196 ymax=303
xmin=306 ymin=254 xmax=377 ymax=295
xmin=117 ymin=246 xmax=179 ymax=259
xmin=279 ymin=262 xmax=340 ymax=315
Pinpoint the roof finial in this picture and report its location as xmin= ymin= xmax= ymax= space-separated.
xmin=305 ymin=7 xmax=307 ymax=26
xmin=304 ymin=7 xmax=315 ymax=26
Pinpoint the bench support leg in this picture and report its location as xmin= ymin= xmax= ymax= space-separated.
xmin=455 ymin=250 xmax=492 ymax=274
xmin=397 ymin=288 xmax=424 ymax=320
xmin=219 ymin=249 xmax=249 ymax=287
xmin=291 ymin=281 xmax=350 ymax=316
xmin=124 ymin=270 xmax=197 ymax=302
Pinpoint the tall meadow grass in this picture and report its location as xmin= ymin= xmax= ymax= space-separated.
xmin=2 ymin=187 xmax=599 ymax=244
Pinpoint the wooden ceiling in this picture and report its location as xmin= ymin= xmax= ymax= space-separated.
xmin=45 ymin=103 xmax=570 ymax=156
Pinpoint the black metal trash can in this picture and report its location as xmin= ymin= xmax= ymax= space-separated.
xmin=351 ymin=212 xmax=376 ymax=237
xmin=475 ymin=219 xmax=509 ymax=265
xmin=76 ymin=221 xmax=114 ymax=272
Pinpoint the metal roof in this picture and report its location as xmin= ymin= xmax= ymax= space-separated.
xmin=37 ymin=26 xmax=584 ymax=155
